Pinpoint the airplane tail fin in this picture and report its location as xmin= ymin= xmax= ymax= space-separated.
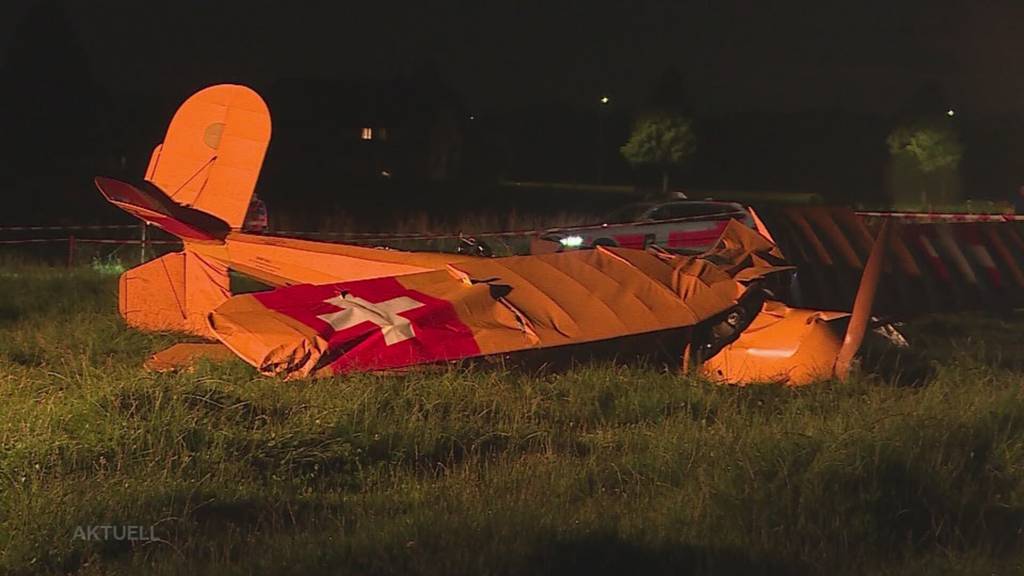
xmin=142 ymin=84 xmax=271 ymax=230
xmin=95 ymin=84 xmax=270 ymax=337
xmin=96 ymin=83 xmax=272 ymax=239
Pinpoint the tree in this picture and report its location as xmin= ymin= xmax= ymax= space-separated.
xmin=620 ymin=112 xmax=696 ymax=196
xmin=886 ymin=123 xmax=962 ymax=173
xmin=886 ymin=121 xmax=963 ymax=204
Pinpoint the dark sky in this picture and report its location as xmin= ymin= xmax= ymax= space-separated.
xmin=2 ymin=0 xmax=1024 ymax=115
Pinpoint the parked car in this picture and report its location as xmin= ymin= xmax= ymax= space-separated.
xmin=531 ymin=200 xmax=754 ymax=254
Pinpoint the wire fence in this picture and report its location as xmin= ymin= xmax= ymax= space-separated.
xmin=8 ymin=207 xmax=1006 ymax=269
xmin=0 ymin=222 xmax=539 ymax=266
xmin=0 ymin=224 xmax=177 ymax=268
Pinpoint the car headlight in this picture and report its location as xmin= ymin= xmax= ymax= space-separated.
xmin=559 ymin=235 xmax=584 ymax=248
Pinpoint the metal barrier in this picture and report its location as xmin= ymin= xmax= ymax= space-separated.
xmin=754 ymin=206 xmax=1024 ymax=314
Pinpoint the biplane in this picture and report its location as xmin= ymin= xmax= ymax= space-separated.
xmin=95 ymin=84 xmax=1024 ymax=385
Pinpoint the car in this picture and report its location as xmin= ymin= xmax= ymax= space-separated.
xmin=531 ymin=200 xmax=755 ymax=254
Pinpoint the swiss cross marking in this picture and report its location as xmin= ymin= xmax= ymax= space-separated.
xmin=316 ymin=293 xmax=425 ymax=346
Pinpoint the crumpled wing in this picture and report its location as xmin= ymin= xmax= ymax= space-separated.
xmin=206 ymin=223 xmax=789 ymax=379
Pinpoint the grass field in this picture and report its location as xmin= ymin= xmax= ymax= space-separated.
xmin=2 ymin=266 xmax=1024 ymax=575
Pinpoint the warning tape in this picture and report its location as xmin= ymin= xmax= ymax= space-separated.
xmin=79 ymin=239 xmax=179 ymax=245
xmin=0 ymin=224 xmax=139 ymax=232
xmin=0 ymin=238 xmax=179 ymax=245
xmin=0 ymin=238 xmax=66 ymax=245
xmin=856 ymin=212 xmax=1024 ymax=223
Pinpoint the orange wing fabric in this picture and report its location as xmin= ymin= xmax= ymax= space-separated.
xmin=205 ymin=233 xmax=480 ymax=287
xmin=207 ymin=223 xmax=786 ymax=379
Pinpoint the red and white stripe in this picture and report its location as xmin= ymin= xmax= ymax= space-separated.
xmin=857 ymin=211 xmax=1024 ymax=223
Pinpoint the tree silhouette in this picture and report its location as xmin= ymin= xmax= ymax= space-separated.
xmin=887 ymin=120 xmax=963 ymax=204
xmin=621 ymin=112 xmax=696 ymax=197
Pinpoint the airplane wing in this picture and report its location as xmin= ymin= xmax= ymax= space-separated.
xmin=205 ymin=221 xmax=791 ymax=379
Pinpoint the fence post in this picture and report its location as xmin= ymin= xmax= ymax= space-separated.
xmin=67 ymin=235 xmax=75 ymax=268
xmin=140 ymin=223 xmax=148 ymax=264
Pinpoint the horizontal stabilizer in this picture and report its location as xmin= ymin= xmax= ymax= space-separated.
xmin=145 ymin=342 xmax=238 ymax=372
xmin=95 ymin=176 xmax=229 ymax=243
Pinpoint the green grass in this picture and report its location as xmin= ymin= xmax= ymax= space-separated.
xmin=1 ymin=267 xmax=1024 ymax=575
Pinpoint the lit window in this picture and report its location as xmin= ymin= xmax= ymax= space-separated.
xmin=361 ymin=127 xmax=373 ymax=140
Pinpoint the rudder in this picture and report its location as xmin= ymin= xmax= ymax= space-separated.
xmin=146 ymin=84 xmax=271 ymax=229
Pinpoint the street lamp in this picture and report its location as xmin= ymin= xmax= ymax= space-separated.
xmin=597 ymin=96 xmax=610 ymax=183
xmin=946 ymin=109 xmax=955 ymax=117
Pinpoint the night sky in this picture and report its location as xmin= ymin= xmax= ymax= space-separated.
xmin=3 ymin=0 xmax=1023 ymax=115
xmin=3 ymin=0 xmax=1024 ymax=225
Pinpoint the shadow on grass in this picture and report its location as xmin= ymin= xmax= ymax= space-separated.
xmin=523 ymin=530 xmax=802 ymax=576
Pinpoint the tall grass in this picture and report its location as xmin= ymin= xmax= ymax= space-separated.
xmin=1 ymin=268 xmax=1023 ymax=574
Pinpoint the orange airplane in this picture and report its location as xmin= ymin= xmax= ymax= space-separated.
xmin=95 ymin=84 xmax=907 ymax=385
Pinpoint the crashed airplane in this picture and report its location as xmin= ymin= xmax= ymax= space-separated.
xmin=95 ymin=84 xmax=1024 ymax=385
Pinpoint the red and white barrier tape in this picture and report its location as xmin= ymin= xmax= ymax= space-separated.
xmin=0 ymin=238 xmax=178 ymax=245
xmin=0 ymin=224 xmax=139 ymax=232
xmin=856 ymin=212 xmax=1024 ymax=223
xmin=0 ymin=238 xmax=67 ymax=245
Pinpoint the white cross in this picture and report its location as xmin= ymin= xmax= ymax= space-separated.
xmin=316 ymin=293 xmax=425 ymax=346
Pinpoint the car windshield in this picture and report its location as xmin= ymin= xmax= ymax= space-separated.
xmin=604 ymin=203 xmax=654 ymax=224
